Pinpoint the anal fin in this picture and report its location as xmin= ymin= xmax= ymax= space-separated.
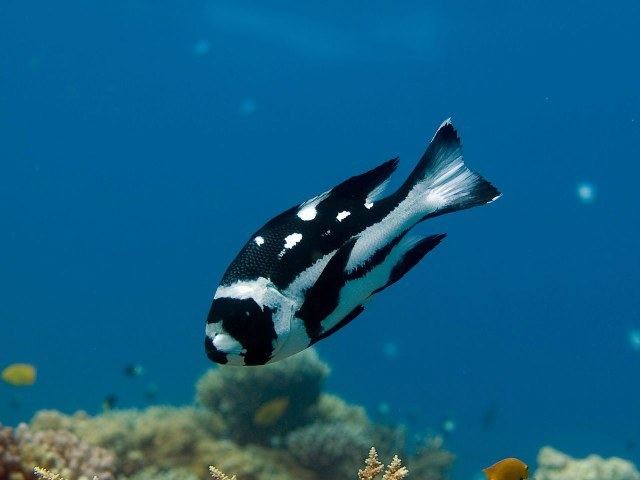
xmin=375 ymin=233 xmax=446 ymax=293
xmin=312 ymin=305 xmax=365 ymax=344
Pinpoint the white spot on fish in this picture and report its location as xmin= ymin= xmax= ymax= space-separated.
xmin=298 ymin=206 xmax=317 ymax=221
xmin=212 ymin=333 xmax=244 ymax=354
xmin=297 ymin=190 xmax=331 ymax=221
xmin=254 ymin=236 xmax=265 ymax=246
xmin=336 ymin=210 xmax=351 ymax=222
xmin=284 ymin=232 xmax=302 ymax=249
xmin=364 ymin=202 xmax=374 ymax=209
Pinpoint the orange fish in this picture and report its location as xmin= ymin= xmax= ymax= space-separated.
xmin=483 ymin=458 xmax=528 ymax=480
xmin=253 ymin=397 xmax=289 ymax=427
xmin=1 ymin=363 xmax=37 ymax=386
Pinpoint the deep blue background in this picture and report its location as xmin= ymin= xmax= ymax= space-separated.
xmin=1 ymin=1 xmax=639 ymax=479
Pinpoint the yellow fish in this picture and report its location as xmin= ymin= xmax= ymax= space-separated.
xmin=1 ymin=363 xmax=37 ymax=386
xmin=483 ymin=458 xmax=528 ymax=480
xmin=253 ymin=397 xmax=289 ymax=427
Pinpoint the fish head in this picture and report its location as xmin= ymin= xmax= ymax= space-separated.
xmin=205 ymin=278 xmax=293 ymax=366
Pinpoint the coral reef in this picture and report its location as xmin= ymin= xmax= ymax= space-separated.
xmin=407 ymin=436 xmax=454 ymax=480
xmin=358 ymin=447 xmax=408 ymax=480
xmin=195 ymin=349 xmax=329 ymax=444
xmin=0 ymin=422 xmax=115 ymax=480
xmin=535 ymin=446 xmax=640 ymax=480
xmin=3 ymin=349 xmax=454 ymax=480
xmin=286 ymin=422 xmax=372 ymax=478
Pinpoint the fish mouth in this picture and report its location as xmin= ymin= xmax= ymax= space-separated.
xmin=204 ymin=336 xmax=228 ymax=364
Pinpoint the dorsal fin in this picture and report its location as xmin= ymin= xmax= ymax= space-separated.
xmin=329 ymin=157 xmax=398 ymax=203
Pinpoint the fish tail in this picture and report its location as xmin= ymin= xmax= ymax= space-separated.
xmin=398 ymin=119 xmax=501 ymax=219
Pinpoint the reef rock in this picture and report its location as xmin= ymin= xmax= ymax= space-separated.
xmin=535 ymin=446 xmax=640 ymax=480
xmin=196 ymin=349 xmax=329 ymax=444
xmin=0 ymin=422 xmax=116 ymax=480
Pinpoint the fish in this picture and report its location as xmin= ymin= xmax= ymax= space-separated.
xmin=205 ymin=120 xmax=500 ymax=365
xmin=123 ymin=363 xmax=144 ymax=377
xmin=103 ymin=394 xmax=118 ymax=411
xmin=1 ymin=363 xmax=37 ymax=386
xmin=253 ymin=396 xmax=290 ymax=427
xmin=483 ymin=458 xmax=528 ymax=480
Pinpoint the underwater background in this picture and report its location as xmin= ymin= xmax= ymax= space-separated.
xmin=1 ymin=1 xmax=639 ymax=479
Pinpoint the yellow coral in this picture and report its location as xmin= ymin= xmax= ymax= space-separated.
xmin=357 ymin=448 xmax=408 ymax=480
xmin=34 ymin=467 xmax=64 ymax=480
xmin=382 ymin=455 xmax=409 ymax=480
xmin=358 ymin=447 xmax=384 ymax=480
xmin=34 ymin=467 xmax=99 ymax=480
xmin=209 ymin=465 xmax=237 ymax=480
xmin=212 ymin=447 xmax=408 ymax=480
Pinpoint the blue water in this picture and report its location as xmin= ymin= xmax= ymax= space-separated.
xmin=1 ymin=1 xmax=639 ymax=478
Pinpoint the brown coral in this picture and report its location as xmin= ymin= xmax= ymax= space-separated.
xmin=0 ymin=422 xmax=115 ymax=480
xmin=196 ymin=349 xmax=330 ymax=445
xmin=408 ymin=436 xmax=454 ymax=480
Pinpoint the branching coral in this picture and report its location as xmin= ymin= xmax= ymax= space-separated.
xmin=30 ymin=407 xmax=225 ymax=479
xmin=358 ymin=447 xmax=384 ymax=480
xmin=209 ymin=466 xmax=237 ymax=480
xmin=0 ymin=422 xmax=115 ymax=480
xmin=212 ymin=447 xmax=408 ymax=480
xmin=34 ymin=466 xmax=67 ymax=480
xmin=382 ymin=455 xmax=409 ymax=480
xmin=196 ymin=349 xmax=330 ymax=445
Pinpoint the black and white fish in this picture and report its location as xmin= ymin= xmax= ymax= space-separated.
xmin=205 ymin=120 xmax=500 ymax=365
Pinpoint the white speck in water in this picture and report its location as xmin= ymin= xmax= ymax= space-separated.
xmin=364 ymin=201 xmax=374 ymax=209
xmin=577 ymin=182 xmax=596 ymax=203
xmin=284 ymin=233 xmax=302 ymax=249
xmin=382 ymin=341 xmax=398 ymax=358
xmin=442 ymin=419 xmax=456 ymax=433
xmin=377 ymin=402 xmax=390 ymax=416
xmin=239 ymin=98 xmax=256 ymax=116
xmin=193 ymin=40 xmax=210 ymax=57
xmin=629 ymin=329 xmax=640 ymax=351
xmin=336 ymin=210 xmax=351 ymax=222
xmin=254 ymin=236 xmax=265 ymax=246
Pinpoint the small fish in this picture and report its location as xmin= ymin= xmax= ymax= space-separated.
xmin=483 ymin=458 xmax=528 ymax=480
xmin=481 ymin=404 xmax=498 ymax=430
xmin=205 ymin=120 xmax=500 ymax=365
xmin=1 ymin=363 xmax=37 ymax=386
xmin=123 ymin=364 xmax=144 ymax=377
xmin=253 ymin=397 xmax=289 ymax=426
xmin=103 ymin=394 xmax=118 ymax=411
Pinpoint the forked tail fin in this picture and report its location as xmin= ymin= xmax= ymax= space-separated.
xmin=399 ymin=119 xmax=501 ymax=219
